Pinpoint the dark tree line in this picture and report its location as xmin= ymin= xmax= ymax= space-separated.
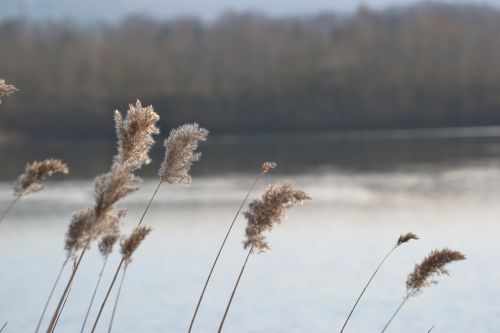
xmin=1 ymin=3 xmax=500 ymax=140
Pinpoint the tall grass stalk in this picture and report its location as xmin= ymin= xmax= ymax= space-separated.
xmin=188 ymin=163 xmax=275 ymax=333
xmin=90 ymin=258 xmax=124 ymax=333
xmin=427 ymin=325 xmax=435 ymax=332
xmin=217 ymin=246 xmax=253 ymax=333
xmin=107 ymin=266 xmax=127 ymax=333
xmin=0 ymin=322 xmax=7 ymax=332
xmin=0 ymin=195 xmax=20 ymax=224
xmin=339 ymin=233 xmax=418 ymax=333
xmin=51 ymin=281 xmax=73 ymax=333
xmin=45 ymin=246 xmax=88 ymax=333
xmin=380 ymin=295 xmax=409 ymax=333
xmin=34 ymin=255 xmax=70 ymax=333
xmin=80 ymin=256 xmax=109 ymax=333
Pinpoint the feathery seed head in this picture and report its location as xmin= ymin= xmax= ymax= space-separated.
xmin=93 ymin=164 xmax=140 ymax=218
xmin=114 ymin=100 xmax=160 ymax=170
xmin=120 ymin=226 xmax=152 ymax=264
xmin=14 ymin=159 xmax=69 ymax=197
xmin=98 ymin=234 xmax=119 ymax=257
xmin=243 ymin=182 xmax=311 ymax=252
xmin=0 ymin=79 xmax=17 ymax=103
xmin=261 ymin=162 xmax=277 ymax=174
xmin=159 ymin=123 xmax=209 ymax=184
xmin=406 ymin=248 xmax=466 ymax=297
xmin=64 ymin=208 xmax=95 ymax=256
xmin=396 ymin=232 xmax=419 ymax=247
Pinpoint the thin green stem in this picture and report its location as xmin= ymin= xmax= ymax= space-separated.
xmin=339 ymin=245 xmax=397 ymax=333
xmin=46 ymin=246 xmax=88 ymax=333
xmin=217 ymin=247 xmax=253 ymax=333
xmin=34 ymin=255 xmax=70 ymax=333
xmin=90 ymin=258 xmax=124 ymax=333
xmin=188 ymin=172 xmax=263 ymax=333
xmin=107 ymin=266 xmax=127 ymax=333
xmin=380 ymin=295 xmax=410 ymax=333
xmin=80 ymin=255 xmax=109 ymax=333
xmin=0 ymin=195 xmax=20 ymax=224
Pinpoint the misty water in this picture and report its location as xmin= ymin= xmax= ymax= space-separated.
xmin=1 ymin=132 xmax=500 ymax=332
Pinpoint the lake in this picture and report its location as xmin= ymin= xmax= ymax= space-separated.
xmin=0 ymin=131 xmax=499 ymax=332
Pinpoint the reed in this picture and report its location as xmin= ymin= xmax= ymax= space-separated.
xmin=90 ymin=226 xmax=152 ymax=332
xmin=90 ymin=123 xmax=208 ymax=332
xmin=0 ymin=322 xmax=7 ymax=333
xmin=427 ymin=325 xmax=435 ymax=332
xmin=187 ymin=162 xmax=276 ymax=333
xmin=217 ymin=182 xmax=310 ymax=332
xmin=380 ymin=248 xmax=466 ymax=333
xmin=43 ymin=100 xmax=159 ymax=333
xmin=0 ymin=79 xmax=17 ymax=103
xmin=1 ymin=159 xmax=68 ymax=225
xmin=339 ymin=232 xmax=418 ymax=333
xmin=80 ymin=235 xmax=118 ymax=333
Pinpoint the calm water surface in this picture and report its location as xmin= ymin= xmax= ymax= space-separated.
xmin=0 ymin=134 xmax=499 ymax=332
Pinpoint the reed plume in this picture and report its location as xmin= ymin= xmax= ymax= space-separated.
xmin=114 ymin=100 xmax=160 ymax=169
xmin=1 ymin=159 xmax=68 ymax=225
xmin=43 ymin=100 xmax=158 ymax=333
xmin=159 ymin=123 xmax=209 ymax=185
xmin=0 ymin=79 xmax=17 ymax=103
xmin=218 ymin=182 xmax=310 ymax=332
xmin=91 ymin=226 xmax=152 ymax=333
xmin=188 ymin=162 xmax=276 ymax=333
xmin=80 ymin=234 xmax=119 ymax=333
xmin=339 ymin=232 xmax=418 ymax=333
xmin=380 ymin=248 xmax=465 ymax=333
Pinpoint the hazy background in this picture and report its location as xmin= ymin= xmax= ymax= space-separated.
xmin=1 ymin=1 xmax=500 ymax=332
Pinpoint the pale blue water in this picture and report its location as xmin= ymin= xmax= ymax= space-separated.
xmin=0 ymin=164 xmax=498 ymax=333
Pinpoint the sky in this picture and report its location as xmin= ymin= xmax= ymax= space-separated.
xmin=0 ymin=0 xmax=497 ymax=22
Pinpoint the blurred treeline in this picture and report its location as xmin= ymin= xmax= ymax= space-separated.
xmin=1 ymin=3 xmax=500 ymax=140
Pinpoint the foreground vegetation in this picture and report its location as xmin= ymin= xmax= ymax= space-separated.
xmin=0 ymin=86 xmax=466 ymax=332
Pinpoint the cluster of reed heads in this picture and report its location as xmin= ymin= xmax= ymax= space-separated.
xmin=0 ymin=81 xmax=467 ymax=332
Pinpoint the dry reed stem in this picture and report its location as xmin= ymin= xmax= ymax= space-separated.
xmin=217 ymin=247 xmax=253 ymax=333
xmin=0 ymin=79 xmax=17 ymax=103
xmin=107 ymin=266 xmax=127 ymax=333
xmin=34 ymin=255 xmax=70 ymax=333
xmin=188 ymin=162 xmax=276 ymax=333
xmin=380 ymin=248 xmax=465 ymax=333
xmin=80 ymin=256 xmax=110 ymax=333
xmin=339 ymin=232 xmax=418 ymax=333
xmin=90 ymin=259 xmax=124 ymax=333
xmin=0 ymin=322 xmax=7 ymax=332
xmin=45 ymin=246 xmax=87 ymax=333
xmin=0 ymin=195 xmax=20 ymax=225
xmin=427 ymin=325 xmax=435 ymax=332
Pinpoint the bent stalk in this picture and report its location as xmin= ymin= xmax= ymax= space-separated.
xmin=80 ymin=255 xmax=109 ymax=333
xmin=107 ymin=266 xmax=127 ymax=333
xmin=34 ymin=255 xmax=70 ymax=333
xmin=188 ymin=173 xmax=263 ymax=333
xmin=339 ymin=246 xmax=397 ymax=333
xmin=217 ymin=247 xmax=253 ymax=333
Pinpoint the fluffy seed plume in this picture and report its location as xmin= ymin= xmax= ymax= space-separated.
xmin=14 ymin=159 xmax=69 ymax=197
xmin=0 ymin=79 xmax=17 ymax=103
xmin=243 ymin=182 xmax=311 ymax=252
xmin=406 ymin=248 xmax=466 ymax=297
xmin=159 ymin=123 xmax=209 ymax=184
xmin=114 ymin=100 xmax=160 ymax=169
xmin=261 ymin=162 xmax=277 ymax=174
xmin=396 ymin=232 xmax=419 ymax=246
xmin=64 ymin=208 xmax=94 ymax=256
xmin=93 ymin=164 xmax=140 ymax=218
xmin=120 ymin=226 xmax=152 ymax=264
xmin=99 ymin=234 xmax=119 ymax=257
